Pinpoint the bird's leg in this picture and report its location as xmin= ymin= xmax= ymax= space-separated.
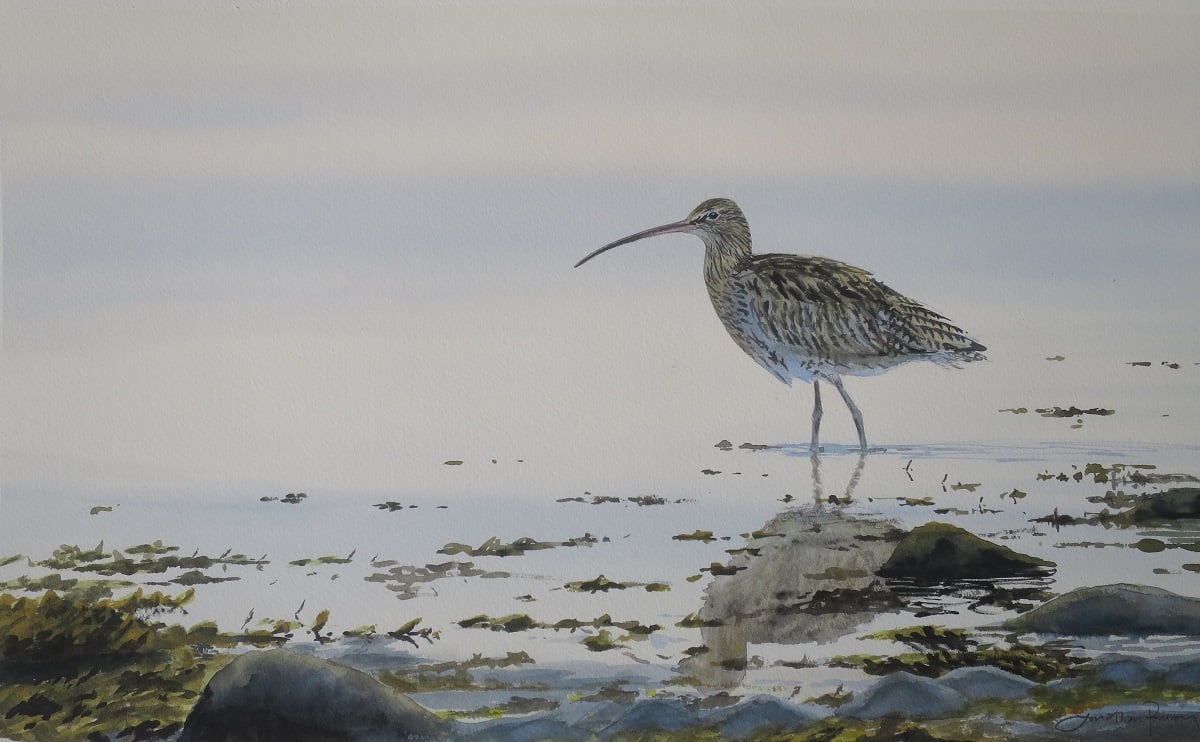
xmin=830 ymin=376 xmax=868 ymax=452
xmin=810 ymin=380 xmax=823 ymax=453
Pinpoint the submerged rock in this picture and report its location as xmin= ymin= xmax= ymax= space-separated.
xmin=458 ymin=695 xmax=825 ymax=741
xmin=836 ymin=671 xmax=965 ymax=719
xmin=934 ymin=666 xmax=1036 ymax=700
xmin=598 ymin=698 xmax=695 ymax=738
xmin=1003 ymin=584 xmax=1200 ymax=636
xmin=877 ymin=522 xmax=1054 ymax=580
xmin=179 ymin=649 xmax=449 ymax=741
xmin=700 ymin=695 xmax=823 ymax=739
xmin=458 ymin=716 xmax=585 ymax=741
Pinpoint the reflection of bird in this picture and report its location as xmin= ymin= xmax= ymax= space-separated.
xmin=575 ymin=198 xmax=985 ymax=452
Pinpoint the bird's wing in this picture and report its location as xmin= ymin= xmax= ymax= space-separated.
xmin=733 ymin=254 xmax=980 ymax=363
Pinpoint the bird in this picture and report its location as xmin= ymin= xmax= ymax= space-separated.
xmin=574 ymin=198 xmax=986 ymax=453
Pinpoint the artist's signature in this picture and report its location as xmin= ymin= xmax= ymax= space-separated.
xmin=1055 ymin=702 xmax=1200 ymax=736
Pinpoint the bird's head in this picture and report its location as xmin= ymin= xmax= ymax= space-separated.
xmin=574 ymin=197 xmax=750 ymax=268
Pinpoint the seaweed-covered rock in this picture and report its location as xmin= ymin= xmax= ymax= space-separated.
xmin=877 ymin=522 xmax=1054 ymax=580
xmin=836 ymin=671 xmax=965 ymax=719
xmin=1003 ymin=584 xmax=1200 ymax=636
xmin=179 ymin=649 xmax=449 ymax=741
xmin=1119 ymin=487 xmax=1200 ymax=523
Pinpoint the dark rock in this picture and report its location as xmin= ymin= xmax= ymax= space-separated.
xmin=836 ymin=671 xmax=965 ymax=719
xmin=179 ymin=649 xmax=449 ymax=741
xmin=701 ymin=695 xmax=823 ymax=739
xmin=1072 ymin=653 xmax=1200 ymax=691
xmin=599 ymin=698 xmax=696 ymax=738
xmin=877 ymin=522 xmax=1054 ymax=580
xmin=1092 ymin=657 xmax=1154 ymax=686
xmin=1120 ymin=487 xmax=1200 ymax=523
xmin=934 ymin=666 xmax=1036 ymax=700
xmin=1164 ymin=656 xmax=1200 ymax=688
xmin=458 ymin=716 xmax=586 ymax=742
xmin=1003 ymin=584 xmax=1200 ymax=636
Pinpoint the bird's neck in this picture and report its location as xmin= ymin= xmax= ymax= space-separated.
xmin=703 ymin=238 xmax=752 ymax=285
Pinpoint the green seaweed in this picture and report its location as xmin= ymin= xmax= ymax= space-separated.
xmin=386 ymin=616 xmax=438 ymax=646
xmin=0 ymin=589 xmax=221 ymax=740
xmin=150 ymin=570 xmax=239 ymax=586
xmin=564 ymin=575 xmax=670 ymax=593
xmin=437 ymin=695 xmax=559 ymax=720
xmin=379 ymin=651 xmax=535 ymax=693
xmin=36 ymin=542 xmax=267 ymax=577
xmin=289 ymin=549 xmax=356 ymax=566
xmin=673 ymin=530 xmax=718 ymax=543
xmin=866 ymin=625 xmax=976 ymax=653
xmin=365 ymin=560 xmax=511 ymax=600
xmin=457 ymin=612 xmax=660 ymax=638
xmin=581 ymin=629 xmax=622 ymax=652
xmin=0 ymin=573 xmax=136 ymax=602
xmin=676 ymin=612 xmax=724 ymax=628
xmin=0 ymin=542 xmax=435 ymax=741
xmin=458 ymin=613 xmax=540 ymax=632
xmin=438 ymin=534 xmax=602 ymax=557
xmin=833 ymin=632 xmax=1086 ymax=683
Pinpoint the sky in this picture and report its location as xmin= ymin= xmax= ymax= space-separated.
xmin=2 ymin=2 xmax=1198 ymax=501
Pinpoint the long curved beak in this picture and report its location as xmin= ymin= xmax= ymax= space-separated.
xmin=574 ymin=219 xmax=693 ymax=268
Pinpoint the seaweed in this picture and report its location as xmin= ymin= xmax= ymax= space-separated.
xmin=438 ymin=534 xmax=604 ymax=557
xmin=289 ymin=550 xmax=356 ymax=567
xmin=673 ymin=530 xmax=721 ymax=543
xmin=438 ymin=695 xmax=559 ymax=720
xmin=832 ymin=628 xmax=1086 ymax=683
xmin=563 ymin=575 xmax=670 ymax=593
xmin=260 ymin=492 xmax=307 ymax=504
xmin=365 ymin=560 xmax=511 ymax=600
xmin=581 ymin=629 xmax=622 ymax=652
xmin=380 ymin=651 xmax=535 ymax=693
xmin=1036 ymin=407 xmax=1115 ymax=418
xmin=457 ymin=612 xmax=660 ymax=637
xmin=877 ymin=523 xmax=1055 ymax=580
xmin=36 ymin=542 xmax=267 ymax=577
xmin=557 ymin=495 xmax=688 ymax=506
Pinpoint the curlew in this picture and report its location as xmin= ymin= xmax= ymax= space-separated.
xmin=574 ymin=198 xmax=986 ymax=452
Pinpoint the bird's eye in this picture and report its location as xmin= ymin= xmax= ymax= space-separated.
xmin=705 ymin=211 xmax=720 ymax=221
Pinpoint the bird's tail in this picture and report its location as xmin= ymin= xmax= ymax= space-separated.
xmin=896 ymin=300 xmax=987 ymax=366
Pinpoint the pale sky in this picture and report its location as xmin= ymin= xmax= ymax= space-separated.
xmin=2 ymin=2 xmax=1198 ymax=499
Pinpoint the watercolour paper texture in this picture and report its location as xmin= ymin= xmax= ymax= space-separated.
xmin=1 ymin=3 xmax=1199 ymax=740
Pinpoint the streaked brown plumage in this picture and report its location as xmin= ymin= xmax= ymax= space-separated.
xmin=574 ymin=197 xmax=986 ymax=452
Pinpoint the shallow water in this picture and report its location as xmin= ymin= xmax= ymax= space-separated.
xmin=5 ymin=430 xmax=1199 ymax=711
